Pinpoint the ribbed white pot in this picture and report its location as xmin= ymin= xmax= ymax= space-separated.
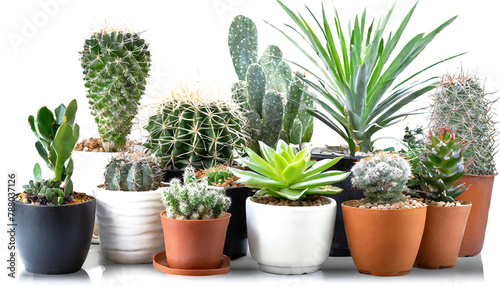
xmin=246 ymin=197 xmax=336 ymax=274
xmin=94 ymin=188 xmax=165 ymax=264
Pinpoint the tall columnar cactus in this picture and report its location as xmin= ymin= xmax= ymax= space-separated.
xmin=420 ymin=128 xmax=468 ymax=202
xmin=228 ymin=15 xmax=314 ymax=153
xmin=80 ymin=28 xmax=151 ymax=151
xmin=429 ymin=71 xmax=497 ymax=175
xmin=144 ymin=83 xmax=247 ymax=170
xmin=161 ymin=167 xmax=231 ymax=220
xmin=104 ymin=152 xmax=162 ymax=192
xmin=351 ymin=152 xmax=412 ymax=204
xmin=24 ymin=100 xmax=80 ymax=205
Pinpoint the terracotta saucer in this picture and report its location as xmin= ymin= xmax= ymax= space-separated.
xmin=153 ymin=251 xmax=230 ymax=276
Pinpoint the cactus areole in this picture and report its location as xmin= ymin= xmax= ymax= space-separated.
xmin=80 ymin=28 xmax=151 ymax=151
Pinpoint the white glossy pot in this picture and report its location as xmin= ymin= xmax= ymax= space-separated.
xmin=72 ymin=151 xmax=117 ymax=195
xmin=94 ymin=188 xmax=165 ymax=264
xmin=246 ymin=197 xmax=336 ymax=274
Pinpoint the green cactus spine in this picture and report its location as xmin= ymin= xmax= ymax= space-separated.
xmin=144 ymin=83 xmax=247 ymax=170
xmin=228 ymin=15 xmax=314 ymax=152
xmin=420 ymin=128 xmax=467 ymax=202
xmin=80 ymin=28 xmax=151 ymax=151
xmin=104 ymin=152 xmax=162 ymax=192
xmin=429 ymin=70 xmax=497 ymax=175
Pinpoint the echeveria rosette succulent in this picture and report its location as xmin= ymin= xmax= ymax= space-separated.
xmin=419 ymin=128 xmax=468 ymax=202
xmin=351 ymin=152 xmax=411 ymax=204
xmin=230 ymin=140 xmax=349 ymax=200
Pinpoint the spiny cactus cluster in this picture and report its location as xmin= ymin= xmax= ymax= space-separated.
xmin=161 ymin=167 xmax=231 ymax=220
xmin=80 ymin=27 xmax=151 ymax=151
xmin=429 ymin=70 xmax=497 ymax=175
xmin=228 ymin=15 xmax=314 ymax=153
xmin=144 ymin=82 xmax=247 ymax=170
xmin=351 ymin=152 xmax=411 ymax=204
xmin=420 ymin=128 xmax=468 ymax=202
xmin=104 ymin=151 xmax=162 ymax=192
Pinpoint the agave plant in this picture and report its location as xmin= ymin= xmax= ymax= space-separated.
xmin=230 ymin=140 xmax=349 ymax=200
xmin=270 ymin=1 xmax=464 ymax=155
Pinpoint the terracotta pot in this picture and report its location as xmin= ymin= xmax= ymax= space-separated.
xmin=342 ymin=201 xmax=427 ymax=276
xmin=414 ymin=202 xmax=472 ymax=269
xmin=455 ymin=174 xmax=496 ymax=257
xmin=160 ymin=211 xmax=231 ymax=269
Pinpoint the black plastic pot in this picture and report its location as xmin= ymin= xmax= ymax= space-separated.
xmin=224 ymin=186 xmax=254 ymax=260
xmin=311 ymin=154 xmax=364 ymax=256
xmin=162 ymin=169 xmax=184 ymax=183
xmin=14 ymin=198 xmax=96 ymax=274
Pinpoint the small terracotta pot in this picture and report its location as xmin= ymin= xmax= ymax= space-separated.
xmin=455 ymin=174 xmax=496 ymax=257
xmin=342 ymin=201 xmax=426 ymax=276
xmin=414 ymin=202 xmax=472 ymax=269
xmin=160 ymin=211 xmax=231 ymax=269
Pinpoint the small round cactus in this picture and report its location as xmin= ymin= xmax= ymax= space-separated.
xmin=351 ymin=152 xmax=411 ymax=204
xmin=161 ymin=166 xmax=231 ymax=220
xmin=104 ymin=151 xmax=162 ymax=192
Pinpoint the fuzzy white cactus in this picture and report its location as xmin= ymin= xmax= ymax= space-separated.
xmin=351 ymin=152 xmax=411 ymax=204
xmin=161 ymin=166 xmax=231 ymax=220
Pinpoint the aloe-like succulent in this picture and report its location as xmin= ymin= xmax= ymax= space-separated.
xmin=24 ymin=100 xmax=80 ymax=205
xmin=419 ymin=128 xmax=467 ymax=202
xmin=161 ymin=167 xmax=231 ymax=220
xmin=231 ymin=140 xmax=349 ymax=200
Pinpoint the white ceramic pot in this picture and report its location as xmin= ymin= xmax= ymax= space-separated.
xmin=72 ymin=151 xmax=117 ymax=195
xmin=246 ymin=197 xmax=336 ymax=274
xmin=94 ymin=188 xmax=165 ymax=264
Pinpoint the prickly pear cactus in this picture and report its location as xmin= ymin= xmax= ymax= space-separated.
xmin=228 ymin=15 xmax=314 ymax=153
xmin=104 ymin=152 xmax=162 ymax=192
xmin=144 ymin=83 xmax=247 ymax=170
xmin=429 ymin=70 xmax=497 ymax=175
xmin=80 ymin=28 xmax=151 ymax=151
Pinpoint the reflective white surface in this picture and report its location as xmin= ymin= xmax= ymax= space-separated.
xmin=10 ymin=243 xmax=489 ymax=286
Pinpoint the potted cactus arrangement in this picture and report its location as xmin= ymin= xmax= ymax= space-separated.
xmin=231 ymin=140 xmax=349 ymax=274
xmin=429 ymin=70 xmax=497 ymax=257
xmin=15 ymin=100 xmax=96 ymax=274
xmin=228 ymin=15 xmax=314 ymax=153
xmin=93 ymin=151 xmax=164 ymax=264
xmin=154 ymin=167 xmax=231 ymax=275
xmin=196 ymin=165 xmax=254 ymax=260
xmin=74 ymin=26 xmax=152 ymax=206
xmin=144 ymin=82 xmax=247 ymax=182
xmin=414 ymin=128 xmax=471 ymax=269
xmin=343 ymin=152 xmax=427 ymax=276
xmin=272 ymin=0 xmax=463 ymax=256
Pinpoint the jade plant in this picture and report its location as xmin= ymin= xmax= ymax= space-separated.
xmin=23 ymin=100 xmax=80 ymax=205
xmin=104 ymin=151 xmax=162 ymax=192
xmin=80 ymin=27 xmax=151 ymax=151
xmin=429 ymin=70 xmax=497 ymax=175
xmin=230 ymin=140 xmax=349 ymax=200
xmin=144 ymin=82 xmax=247 ymax=170
xmin=351 ymin=152 xmax=411 ymax=204
xmin=229 ymin=15 xmax=314 ymax=152
xmin=161 ymin=167 xmax=231 ymax=220
xmin=272 ymin=1 xmax=463 ymax=155
xmin=419 ymin=128 xmax=468 ymax=202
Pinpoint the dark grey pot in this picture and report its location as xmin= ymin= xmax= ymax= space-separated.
xmin=161 ymin=169 xmax=184 ymax=183
xmin=311 ymin=154 xmax=364 ymax=257
xmin=224 ymin=186 xmax=254 ymax=260
xmin=14 ymin=198 xmax=96 ymax=274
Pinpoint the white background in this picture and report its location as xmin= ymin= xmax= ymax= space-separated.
xmin=1 ymin=0 xmax=500 ymax=285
